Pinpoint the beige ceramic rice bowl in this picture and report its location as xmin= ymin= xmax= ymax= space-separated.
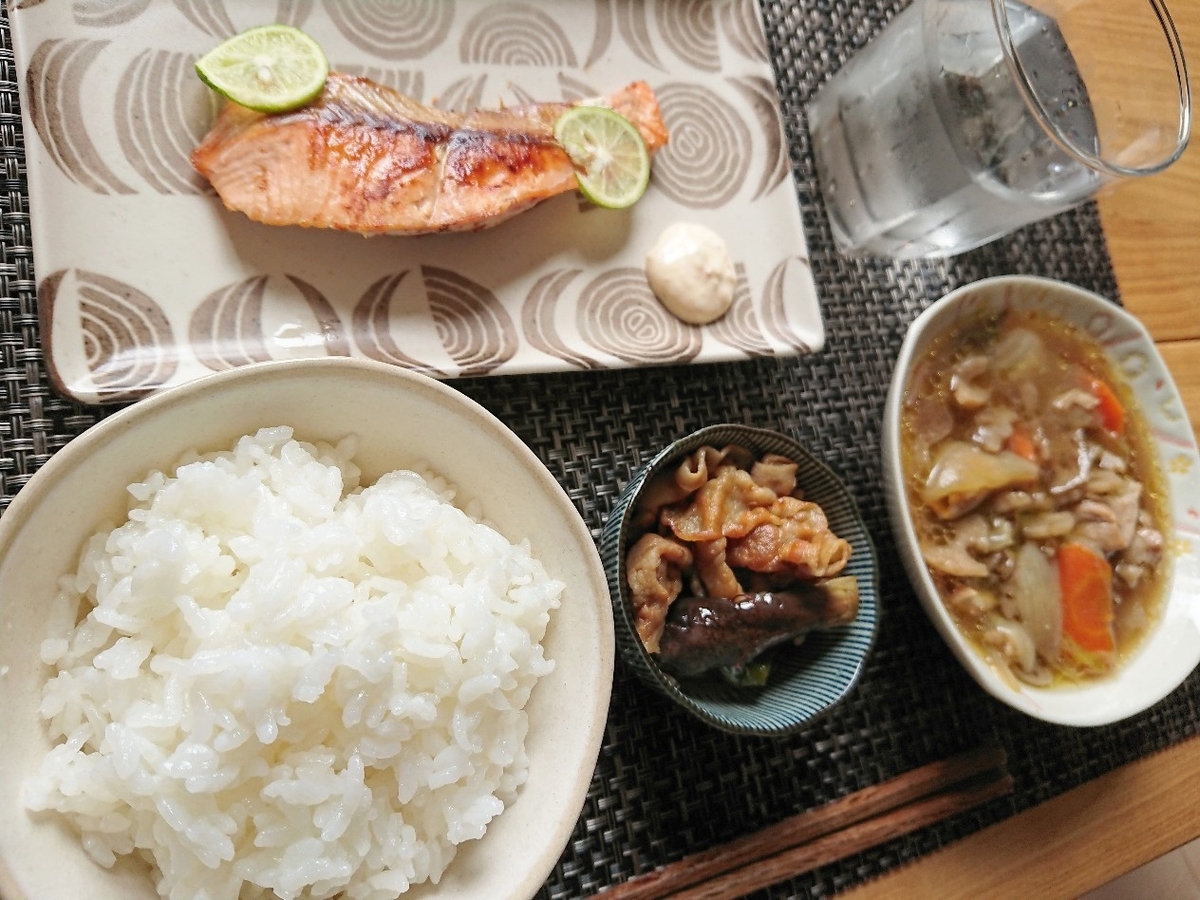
xmin=0 ymin=357 xmax=613 ymax=900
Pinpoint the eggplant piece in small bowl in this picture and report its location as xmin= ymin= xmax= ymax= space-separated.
xmin=599 ymin=424 xmax=879 ymax=736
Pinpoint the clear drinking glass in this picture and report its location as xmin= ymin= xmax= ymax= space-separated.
xmin=807 ymin=0 xmax=1192 ymax=259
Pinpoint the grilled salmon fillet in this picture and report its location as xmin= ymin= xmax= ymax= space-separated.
xmin=191 ymin=73 xmax=669 ymax=235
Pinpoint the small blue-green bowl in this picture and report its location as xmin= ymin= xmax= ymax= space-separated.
xmin=599 ymin=424 xmax=879 ymax=737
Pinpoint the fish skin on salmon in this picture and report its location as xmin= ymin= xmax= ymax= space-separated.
xmin=191 ymin=73 xmax=669 ymax=235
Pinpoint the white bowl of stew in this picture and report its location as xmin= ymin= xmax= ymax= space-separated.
xmin=883 ymin=276 xmax=1200 ymax=726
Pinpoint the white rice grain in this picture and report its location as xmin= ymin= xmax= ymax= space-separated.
xmin=24 ymin=426 xmax=561 ymax=900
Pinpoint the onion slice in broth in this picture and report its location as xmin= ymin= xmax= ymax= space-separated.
xmin=920 ymin=441 xmax=1040 ymax=519
xmin=1011 ymin=543 xmax=1063 ymax=662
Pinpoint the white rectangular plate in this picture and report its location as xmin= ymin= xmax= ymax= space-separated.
xmin=12 ymin=0 xmax=822 ymax=405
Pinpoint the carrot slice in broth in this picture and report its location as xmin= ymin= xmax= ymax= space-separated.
xmin=1005 ymin=424 xmax=1038 ymax=463
xmin=1087 ymin=377 xmax=1125 ymax=436
xmin=1057 ymin=541 xmax=1116 ymax=664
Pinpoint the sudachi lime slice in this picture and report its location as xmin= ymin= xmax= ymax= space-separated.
xmin=554 ymin=105 xmax=651 ymax=210
xmin=195 ymin=24 xmax=329 ymax=114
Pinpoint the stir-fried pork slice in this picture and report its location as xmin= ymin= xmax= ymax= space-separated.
xmin=1021 ymin=510 xmax=1076 ymax=540
xmin=1052 ymin=388 xmax=1101 ymax=413
xmin=1086 ymin=467 xmax=1127 ymax=495
xmin=626 ymin=533 xmax=693 ymax=653
xmin=950 ymin=355 xmax=992 ymax=409
xmin=981 ymin=615 xmax=1038 ymax=677
xmin=946 ymin=584 xmax=998 ymax=618
xmin=1128 ymin=520 xmax=1165 ymax=563
xmin=1048 ymin=431 xmax=1094 ymax=497
xmin=1071 ymin=499 xmax=1126 ymax=553
xmin=1096 ymin=449 xmax=1128 ymax=473
xmin=725 ymin=496 xmax=852 ymax=579
xmin=921 ymin=540 xmax=990 ymax=578
xmin=992 ymin=490 xmax=1051 ymax=514
xmin=660 ymin=466 xmax=777 ymax=542
xmin=749 ymin=454 xmax=799 ymax=497
xmin=972 ymin=406 xmax=1019 ymax=453
xmin=691 ymin=537 xmax=742 ymax=600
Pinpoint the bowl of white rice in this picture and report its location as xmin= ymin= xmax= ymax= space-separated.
xmin=0 ymin=358 xmax=613 ymax=900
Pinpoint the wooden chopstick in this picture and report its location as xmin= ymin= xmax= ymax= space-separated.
xmin=669 ymin=771 xmax=1013 ymax=900
xmin=600 ymin=745 xmax=1011 ymax=900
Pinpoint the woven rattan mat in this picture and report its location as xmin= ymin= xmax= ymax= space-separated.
xmin=2 ymin=1 xmax=1197 ymax=898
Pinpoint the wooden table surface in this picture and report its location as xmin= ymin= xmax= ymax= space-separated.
xmin=841 ymin=3 xmax=1200 ymax=897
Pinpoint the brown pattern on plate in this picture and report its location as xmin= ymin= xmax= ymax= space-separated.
xmin=73 ymin=0 xmax=151 ymax=26
xmin=433 ymin=74 xmax=488 ymax=115
xmin=337 ymin=65 xmax=425 ymax=97
xmin=26 ymin=39 xmax=135 ymax=194
xmin=729 ymin=74 xmax=792 ymax=202
xmin=521 ymin=269 xmax=604 ymax=371
xmin=613 ymin=0 xmax=665 ymax=71
xmin=425 ymin=266 xmax=519 ymax=376
xmin=324 ymin=0 xmax=454 ymax=61
xmin=351 ymin=272 xmax=446 ymax=378
xmin=115 ymin=50 xmax=219 ymax=195
xmin=189 ymin=275 xmax=274 ymax=370
xmin=41 ymin=268 xmax=178 ymax=401
xmin=168 ymin=1 xmax=315 ymax=35
xmin=719 ymin=0 xmax=769 ymax=62
xmin=275 ymin=0 xmax=317 ymax=27
xmin=284 ymin=275 xmax=352 ymax=358
xmin=706 ymin=264 xmax=774 ymax=357
xmin=576 ymin=267 xmax=702 ymax=366
xmin=555 ymin=72 xmax=604 ymax=102
xmin=652 ymin=81 xmax=750 ymax=208
xmin=656 ymin=0 xmax=720 ymax=72
xmin=171 ymin=0 xmax=235 ymax=38
xmin=760 ymin=256 xmax=816 ymax=353
xmin=189 ymin=275 xmax=350 ymax=370
xmin=582 ymin=0 xmax=613 ymax=69
xmin=508 ymin=72 xmax=600 ymax=110
xmin=460 ymin=3 xmax=578 ymax=67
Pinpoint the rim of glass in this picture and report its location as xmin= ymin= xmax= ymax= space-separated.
xmin=991 ymin=0 xmax=1192 ymax=178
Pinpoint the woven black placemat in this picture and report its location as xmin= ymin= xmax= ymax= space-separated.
xmin=0 ymin=1 xmax=1195 ymax=898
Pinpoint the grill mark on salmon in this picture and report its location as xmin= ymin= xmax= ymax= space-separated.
xmin=191 ymin=73 xmax=669 ymax=235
